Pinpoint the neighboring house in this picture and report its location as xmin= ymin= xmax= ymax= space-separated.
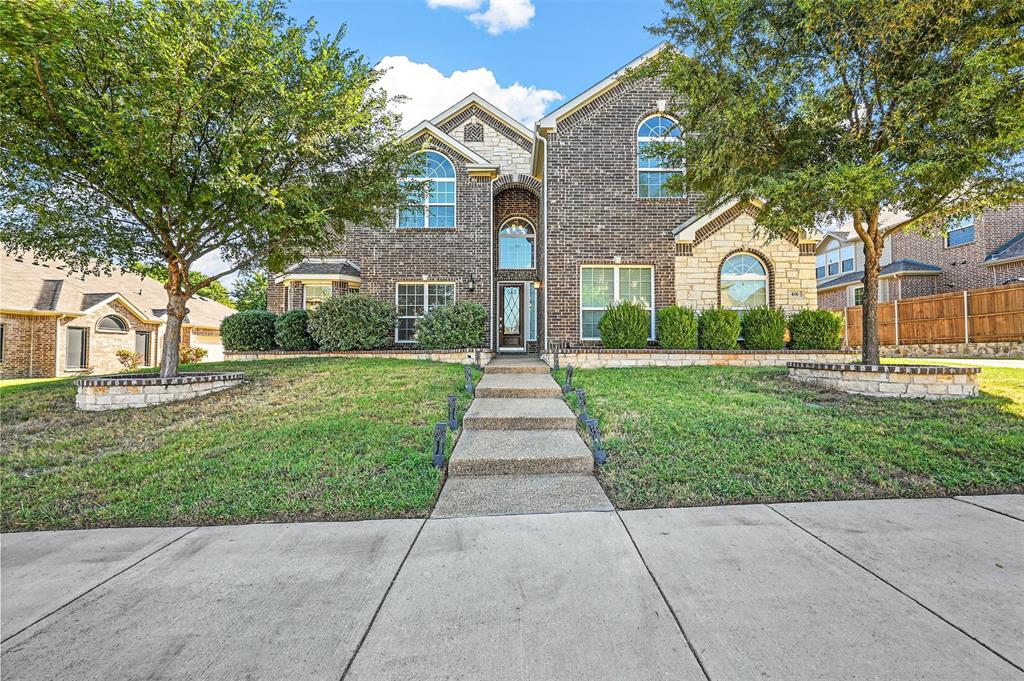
xmin=0 ymin=252 xmax=235 ymax=378
xmin=816 ymin=205 xmax=1024 ymax=309
xmin=268 ymin=45 xmax=820 ymax=351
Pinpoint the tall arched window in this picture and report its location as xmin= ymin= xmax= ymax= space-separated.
xmin=499 ymin=218 xmax=535 ymax=269
xmin=96 ymin=315 xmax=128 ymax=332
xmin=399 ymin=151 xmax=456 ymax=228
xmin=720 ymin=253 xmax=769 ymax=310
xmin=637 ymin=115 xmax=682 ymax=198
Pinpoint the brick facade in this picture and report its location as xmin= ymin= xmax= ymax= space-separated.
xmin=493 ymin=185 xmax=544 ymax=351
xmin=0 ymin=314 xmax=58 ymax=378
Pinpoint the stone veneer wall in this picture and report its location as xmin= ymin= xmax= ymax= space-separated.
xmin=880 ymin=341 xmax=1023 ymax=358
xmin=225 ymin=349 xmax=493 ymax=365
xmin=437 ymin=105 xmax=533 ymax=176
xmin=542 ymin=349 xmax=855 ymax=368
xmin=676 ymin=209 xmax=817 ymax=313
xmin=76 ymin=372 xmax=244 ymax=411
xmin=788 ymin=362 xmax=979 ymax=399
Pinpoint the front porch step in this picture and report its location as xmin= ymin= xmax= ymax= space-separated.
xmin=449 ymin=430 xmax=594 ymax=476
xmin=463 ymin=398 xmax=577 ymax=430
xmin=485 ymin=357 xmax=550 ymax=374
xmin=475 ymin=373 xmax=563 ymax=398
xmin=431 ymin=473 xmax=613 ymax=518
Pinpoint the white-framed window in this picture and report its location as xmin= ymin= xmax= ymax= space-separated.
xmin=499 ymin=218 xmax=536 ymax=269
xmin=528 ymin=284 xmax=538 ymax=342
xmin=580 ymin=265 xmax=654 ymax=340
xmin=816 ymin=242 xmax=855 ymax=279
xmin=852 ymin=286 xmax=865 ymax=307
xmin=96 ymin=314 xmax=128 ymax=333
xmin=398 ymin=151 xmax=456 ymax=229
xmin=720 ymin=253 xmax=769 ymax=310
xmin=303 ymin=283 xmax=333 ymax=310
xmin=945 ymin=216 xmax=975 ymax=247
xmin=66 ymin=327 xmax=88 ymax=369
xmin=637 ymin=115 xmax=683 ymax=198
xmin=396 ymin=282 xmax=456 ymax=343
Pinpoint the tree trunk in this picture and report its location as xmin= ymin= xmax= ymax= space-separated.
xmin=159 ymin=259 xmax=189 ymax=378
xmin=861 ymin=244 xmax=882 ymax=365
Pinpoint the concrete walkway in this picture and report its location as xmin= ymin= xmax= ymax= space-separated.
xmin=3 ymin=495 xmax=1022 ymax=680
xmin=434 ymin=356 xmax=612 ymax=517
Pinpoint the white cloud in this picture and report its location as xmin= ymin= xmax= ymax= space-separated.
xmin=377 ymin=55 xmax=562 ymax=127
xmin=427 ymin=0 xmax=535 ymax=35
xmin=468 ymin=0 xmax=535 ymax=34
xmin=193 ymin=249 xmax=240 ymax=289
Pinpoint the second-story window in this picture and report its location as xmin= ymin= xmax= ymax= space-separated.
xmin=945 ymin=216 xmax=975 ymax=248
xmin=637 ymin=115 xmax=683 ymax=198
xmin=499 ymin=218 xmax=536 ymax=269
xmin=816 ymin=242 xmax=855 ymax=278
xmin=399 ymin=151 xmax=456 ymax=229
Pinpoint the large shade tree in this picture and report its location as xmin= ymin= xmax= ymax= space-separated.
xmin=647 ymin=0 xmax=1024 ymax=363
xmin=0 ymin=0 xmax=413 ymax=376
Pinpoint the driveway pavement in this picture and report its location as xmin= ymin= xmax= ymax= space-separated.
xmin=3 ymin=495 xmax=1022 ymax=680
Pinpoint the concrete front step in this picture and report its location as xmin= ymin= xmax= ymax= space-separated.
xmin=475 ymin=373 xmax=563 ymax=398
xmin=432 ymin=473 xmax=613 ymax=518
xmin=449 ymin=429 xmax=594 ymax=476
xmin=485 ymin=357 xmax=550 ymax=375
xmin=463 ymin=398 xmax=577 ymax=430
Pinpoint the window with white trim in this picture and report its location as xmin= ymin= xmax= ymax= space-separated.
xmin=66 ymin=327 xmax=88 ymax=369
xmin=499 ymin=218 xmax=535 ymax=269
xmin=720 ymin=253 xmax=769 ymax=310
xmin=945 ymin=216 xmax=975 ymax=247
xmin=816 ymin=242 xmax=855 ymax=279
xmin=637 ymin=115 xmax=682 ymax=198
xmin=398 ymin=151 xmax=456 ymax=228
xmin=396 ymin=282 xmax=455 ymax=343
xmin=96 ymin=315 xmax=128 ymax=332
xmin=580 ymin=266 xmax=654 ymax=340
xmin=303 ymin=283 xmax=332 ymax=310
xmin=528 ymin=285 xmax=538 ymax=341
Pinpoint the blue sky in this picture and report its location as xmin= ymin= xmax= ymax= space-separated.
xmin=285 ymin=0 xmax=666 ymax=125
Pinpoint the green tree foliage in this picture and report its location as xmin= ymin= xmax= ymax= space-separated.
xmin=415 ymin=301 xmax=487 ymax=349
xmin=649 ymin=0 xmax=1024 ymax=363
xmin=656 ymin=305 xmax=698 ymax=349
xmin=0 ymin=0 xmax=413 ymax=376
xmin=307 ymin=293 xmax=396 ymax=351
xmin=132 ymin=263 xmax=234 ymax=308
xmin=740 ymin=306 xmax=786 ymax=350
xmin=232 ymin=272 xmax=269 ymax=311
xmin=788 ymin=309 xmax=844 ymax=350
xmin=599 ymin=301 xmax=651 ymax=349
xmin=698 ymin=308 xmax=741 ymax=350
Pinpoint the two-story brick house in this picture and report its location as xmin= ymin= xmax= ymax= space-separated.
xmin=268 ymin=45 xmax=820 ymax=351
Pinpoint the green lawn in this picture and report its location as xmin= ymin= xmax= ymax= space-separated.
xmin=1 ymin=358 xmax=476 ymax=531
xmin=558 ymin=364 xmax=1024 ymax=509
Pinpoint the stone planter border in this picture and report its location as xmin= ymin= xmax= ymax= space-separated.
xmin=787 ymin=362 xmax=980 ymax=399
xmin=543 ymin=349 xmax=856 ymax=369
xmin=224 ymin=349 xmax=492 ymax=365
xmin=75 ymin=371 xmax=244 ymax=411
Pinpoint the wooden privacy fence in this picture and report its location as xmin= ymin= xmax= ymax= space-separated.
xmin=841 ymin=283 xmax=1024 ymax=347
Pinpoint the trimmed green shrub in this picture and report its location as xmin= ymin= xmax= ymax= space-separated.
xmin=220 ymin=310 xmax=277 ymax=351
xmin=698 ymin=308 xmax=741 ymax=349
xmin=274 ymin=309 xmax=317 ymax=351
xmin=788 ymin=309 xmax=843 ymax=350
xmin=656 ymin=305 xmax=698 ymax=349
xmin=307 ymin=293 xmax=396 ymax=351
xmin=416 ymin=301 xmax=487 ymax=349
xmin=599 ymin=301 xmax=651 ymax=349
xmin=740 ymin=306 xmax=786 ymax=350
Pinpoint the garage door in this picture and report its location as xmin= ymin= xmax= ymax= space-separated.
xmin=192 ymin=332 xmax=224 ymax=362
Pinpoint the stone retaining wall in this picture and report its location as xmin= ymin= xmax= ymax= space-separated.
xmin=787 ymin=362 xmax=979 ymax=399
xmin=542 ymin=349 xmax=856 ymax=369
xmin=224 ymin=349 xmax=493 ymax=365
xmin=76 ymin=372 xmax=244 ymax=411
xmin=877 ymin=341 xmax=1023 ymax=359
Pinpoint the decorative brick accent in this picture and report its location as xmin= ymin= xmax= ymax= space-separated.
xmin=437 ymin=104 xmax=533 ymax=151
xmin=676 ymin=242 xmax=693 ymax=256
xmin=75 ymin=371 xmax=244 ymax=410
xmin=787 ymin=362 xmax=979 ymax=399
xmin=463 ymin=122 xmax=484 ymax=142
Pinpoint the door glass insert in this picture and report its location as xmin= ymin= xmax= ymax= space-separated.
xmin=503 ymin=286 xmax=521 ymax=334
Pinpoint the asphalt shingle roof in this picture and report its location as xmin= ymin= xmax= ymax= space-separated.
xmin=817 ymin=259 xmax=941 ymax=290
xmin=985 ymin=231 xmax=1024 ymax=263
xmin=284 ymin=260 xmax=361 ymax=278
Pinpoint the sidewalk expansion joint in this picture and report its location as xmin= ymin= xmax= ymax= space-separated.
xmin=952 ymin=496 xmax=1024 ymax=523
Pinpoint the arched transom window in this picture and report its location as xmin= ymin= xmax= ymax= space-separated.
xmin=399 ymin=150 xmax=456 ymax=229
xmin=720 ymin=253 xmax=769 ymax=310
xmin=97 ymin=314 xmax=128 ymax=332
xmin=499 ymin=218 xmax=535 ymax=269
xmin=637 ymin=115 xmax=682 ymax=198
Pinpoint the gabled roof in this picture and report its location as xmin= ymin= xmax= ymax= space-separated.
xmin=401 ymin=120 xmax=499 ymax=176
xmin=985 ymin=230 xmax=1024 ymax=265
xmin=274 ymin=258 xmax=361 ymax=284
xmin=430 ymin=93 xmax=533 ymax=143
xmin=673 ymin=197 xmax=819 ymax=243
xmin=536 ymin=43 xmax=671 ymax=134
xmin=816 ymin=259 xmax=941 ymax=291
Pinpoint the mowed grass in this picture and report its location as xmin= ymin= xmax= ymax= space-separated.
xmin=1 ymin=358 xmax=476 ymax=531
xmin=558 ymin=364 xmax=1024 ymax=509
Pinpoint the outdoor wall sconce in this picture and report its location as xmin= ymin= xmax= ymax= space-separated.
xmin=466 ymin=275 xmax=476 ymax=292
xmin=532 ymin=280 xmax=542 ymax=289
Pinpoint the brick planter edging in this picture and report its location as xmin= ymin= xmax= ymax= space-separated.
xmin=76 ymin=371 xmax=244 ymax=411
xmin=787 ymin=362 xmax=980 ymax=399
xmin=542 ymin=349 xmax=856 ymax=369
xmin=224 ymin=349 xmax=493 ymax=365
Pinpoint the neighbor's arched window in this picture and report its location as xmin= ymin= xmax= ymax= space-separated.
xmin=499 ymin=218 xmax=535 ymax=269
xmin=96 ymin=315 xmax=128 ymax=332
xmin=399 ymin=150 xmax=456 ymax=228
xmin=720 ymin=253 xmax=769 ymax=310
xmin=637 ymin=115 xmax=682 ymax=198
